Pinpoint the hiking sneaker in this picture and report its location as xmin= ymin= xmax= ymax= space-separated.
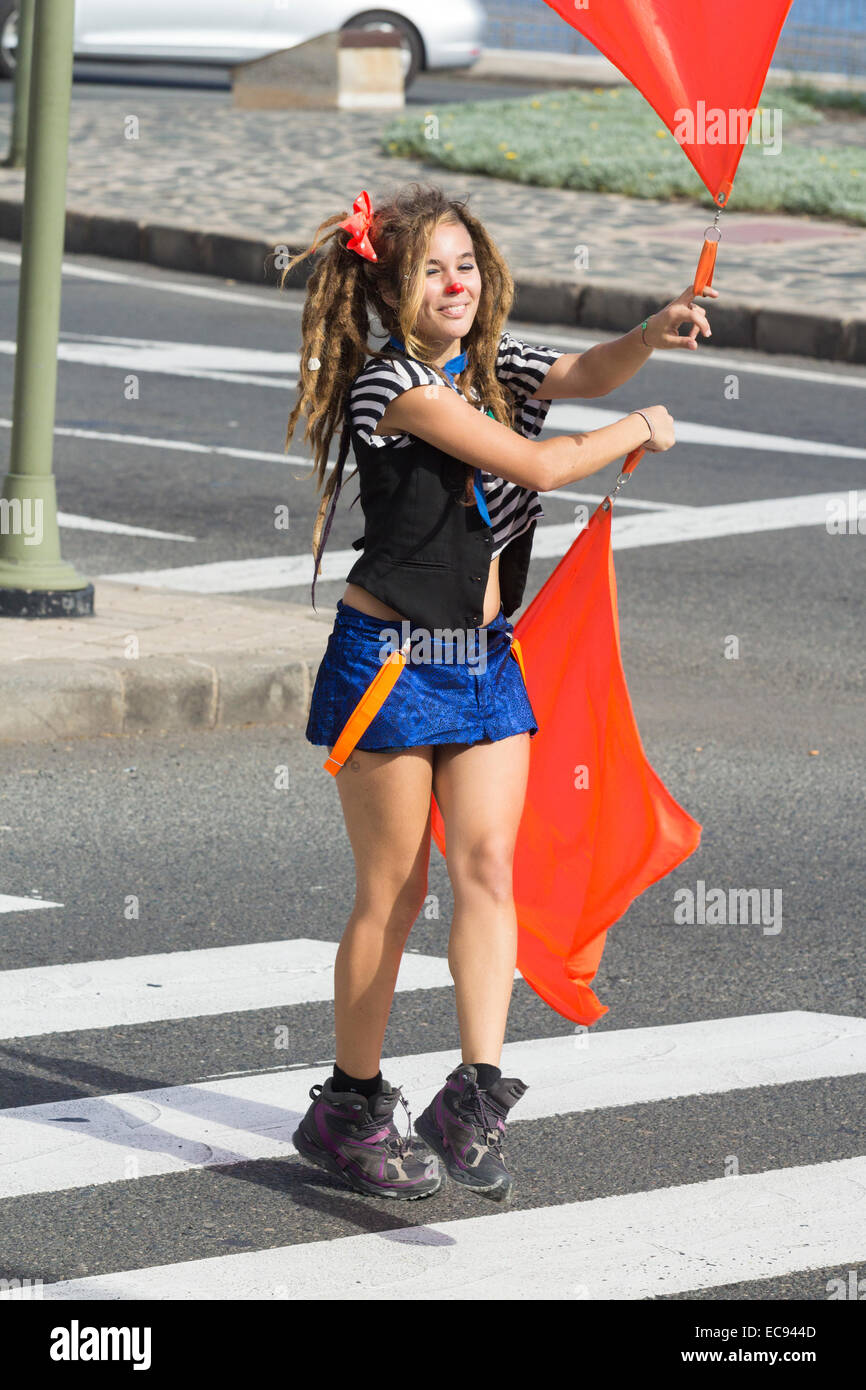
xmin=292 ymin=1076 xmax=442 ymax=1201
xmin=414 ymin=1064 xmax=528 ymax=1203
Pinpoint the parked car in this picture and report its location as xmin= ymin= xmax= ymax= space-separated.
xmin=0 ymin=0 xmax=485 ymax=89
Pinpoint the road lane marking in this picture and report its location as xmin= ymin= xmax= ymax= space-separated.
xmin=527 ymin=325 xmax=866 ymax=390
xmin=0 ymin=251 xmax=301 ymax=312
xmin=533 ymin=490 xmax=848 ymax=556
xmin=99 ymin=492 xmax=850 ymax=592
xmin=16 ymin=1155 xmax=866 ymax=1301
xmin=545 ymin=487 xmax=695 ymax=511
xmin=0 ymin=1012 xmax=862 ymax=1200
xmin=0 ymin=895 xmax=63 ymax=914
xmin=0 ymin=335 xmax=301 ymax=388
xmin=57 ymin=513 xmax=196 ymax=540
xmin=0 ymin=938 xmax=460 ymax=1040
xmin=547 ymin=403 xmax=866 ymax=456
xmin=0 ymin=418 xmax=312 ymax=469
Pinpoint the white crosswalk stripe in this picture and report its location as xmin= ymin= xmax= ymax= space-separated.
xmin=9 ymin=1157 xmax=865 ymax=1301
xmin=0 ymin=894 xmax=63 ymax=913
xmin=97 ymin=492 xmax=852 ymax=593
xmin=0 ymin=1011 xmax=863 ymax=1201
xmin=0 ymin=939 xmax=461 ymax=1039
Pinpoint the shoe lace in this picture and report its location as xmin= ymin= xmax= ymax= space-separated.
xmin=355 ymin=1089 xmax=414 ymax=1159
xmin=459 ymin=1081 xmax=505 ymax=1152
xmin=386 ymin=1092 xmax=415 ymax=1159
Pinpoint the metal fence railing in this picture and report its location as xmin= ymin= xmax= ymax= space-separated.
xmin=483 ymin=0 xmax=866 ymax=79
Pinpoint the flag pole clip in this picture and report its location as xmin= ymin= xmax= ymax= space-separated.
xmin=602 ymin=469 xmax=631 ymax=511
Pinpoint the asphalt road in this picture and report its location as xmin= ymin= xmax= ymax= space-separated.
xmin=0 ymin=219 xmax=864 ymax=1306
xmin=0 ymin=59 xmax=575 ymax=107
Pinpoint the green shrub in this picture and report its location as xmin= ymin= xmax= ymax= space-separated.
xmin=381 ymin=86 xmax=866 ymax=223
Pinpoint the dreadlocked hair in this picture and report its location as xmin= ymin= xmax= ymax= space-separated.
xmin=279 ymin=182 xmax=518 ymax=573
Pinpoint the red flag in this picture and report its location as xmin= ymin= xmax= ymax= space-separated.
xmin=541 ymin=0 xmax=795 ymax=207
xmin=430 ymin=488 xmax=701 ymax=1025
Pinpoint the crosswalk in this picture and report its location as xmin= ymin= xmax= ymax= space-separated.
xmin=1 ymin=918 xmax=864 ymax=1300
xmin=21 ymin=1158 xmax=866 ymax=1301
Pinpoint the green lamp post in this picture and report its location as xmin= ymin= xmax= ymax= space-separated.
xmin=2 ymin=0 xmax=35 ymax=169
xmin=0 ymin=0 xmax=93 ymax=617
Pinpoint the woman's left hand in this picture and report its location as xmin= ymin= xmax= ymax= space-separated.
xmin=644 ymin=284 xmax=720 ymax=350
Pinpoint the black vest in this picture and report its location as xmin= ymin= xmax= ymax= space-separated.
xmin=344 ymin=426 xmax=536 ymax=632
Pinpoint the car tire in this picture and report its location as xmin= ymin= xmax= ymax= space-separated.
xmin=341 ymin=11 xmax=424 ymax=90
xmin=0 ymin=1 xmax=17 ymax=81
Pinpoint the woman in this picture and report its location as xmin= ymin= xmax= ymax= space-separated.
xmin=282 ymin=182 xmax=715 ymax=1205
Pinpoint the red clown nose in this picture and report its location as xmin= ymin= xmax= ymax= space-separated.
xmin=444 ymin=282 xmax=465 ymax=294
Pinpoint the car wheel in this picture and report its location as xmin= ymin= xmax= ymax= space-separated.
xmin=341 ymin=11 xmax=424 ymax=90
xmin=0 ymin=2 xmax=17 ymax=81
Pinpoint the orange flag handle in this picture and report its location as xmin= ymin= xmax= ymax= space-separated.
xmin=693 ymin=222 xmax=721 ymax=297
xmin=622 ymin=445 xmax=644 ymax=476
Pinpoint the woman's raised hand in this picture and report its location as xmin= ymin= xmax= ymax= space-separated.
xmin=645 ymin=284 xmax=720 ymax=350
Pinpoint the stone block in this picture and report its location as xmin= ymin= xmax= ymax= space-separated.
xmin=231 ymin=30 xmax=403 ymax=111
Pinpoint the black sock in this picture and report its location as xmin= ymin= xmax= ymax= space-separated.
xmin=332 ymin=1064 xmax=382 ymax=1098
xmin=469 ymin=1063 xmax=502 ymax=1091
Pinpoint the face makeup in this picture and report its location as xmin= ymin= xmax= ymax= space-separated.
xmin=439 ymin=281 xmax=467 ymax=317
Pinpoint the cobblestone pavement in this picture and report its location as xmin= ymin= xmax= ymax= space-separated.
xmin=1 ymin=91 xmax=864 ymax=315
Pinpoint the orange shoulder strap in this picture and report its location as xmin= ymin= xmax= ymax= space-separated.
xmin=509 ymin=634 xmax=526 ymax=685
xmin=323 ymin=633 xmax=528 ymax=775
xmin=323 ymin=637 xmax=412 ymax=775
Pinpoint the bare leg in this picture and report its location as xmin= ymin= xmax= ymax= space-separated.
xmin=432 ymin=734 xmax=531 ymax=1067
xmin=328 ymin=745 xmax=434 ymax=1078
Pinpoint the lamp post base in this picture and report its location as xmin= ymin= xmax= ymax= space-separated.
xmin=0 ymin=583 xmax=94 ymax=618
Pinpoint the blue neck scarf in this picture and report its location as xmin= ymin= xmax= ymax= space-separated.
xmin=388 ymin=333 xmax=466 ymax=382
xmin=387 ymin=334 xmax=491 ymax=527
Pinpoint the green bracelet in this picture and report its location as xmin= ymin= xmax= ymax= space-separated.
xmin=640 ymin=320 xmax=650 ymax=347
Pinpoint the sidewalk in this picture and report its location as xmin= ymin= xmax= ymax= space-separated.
xmin=0 ymin=583 xmax=332 ymax=744
xmin=0 ymin=52 xmax=864 ymax=745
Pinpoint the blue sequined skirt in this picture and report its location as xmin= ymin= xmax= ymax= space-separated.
xmin=305 ymin=600 xmax=539 ymax=750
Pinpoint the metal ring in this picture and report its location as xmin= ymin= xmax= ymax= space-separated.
xmin=702 ymin=225 xmax=722 ymax=242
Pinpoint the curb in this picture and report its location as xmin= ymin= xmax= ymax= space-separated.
xmin=1 ymin=197 xmax=864 ymax=362
xmin=456 ymin=51 xmax=866 ymax=95
xmin=0 ymin=646 xmax=323 ymax=745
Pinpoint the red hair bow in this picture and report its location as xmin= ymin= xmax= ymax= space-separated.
xmin=339 ymin=190 xmax=377 ymax=262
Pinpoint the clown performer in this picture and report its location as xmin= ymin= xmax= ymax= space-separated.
xmin=282 ymin=183 xmax=717 ymax=1204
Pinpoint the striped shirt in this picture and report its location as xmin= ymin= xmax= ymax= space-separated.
xmin=348 ymin=331 xmax=563 ymax=559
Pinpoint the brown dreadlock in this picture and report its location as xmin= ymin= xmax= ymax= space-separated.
xmin=278 ymin=183 xmax=519 ymax=585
